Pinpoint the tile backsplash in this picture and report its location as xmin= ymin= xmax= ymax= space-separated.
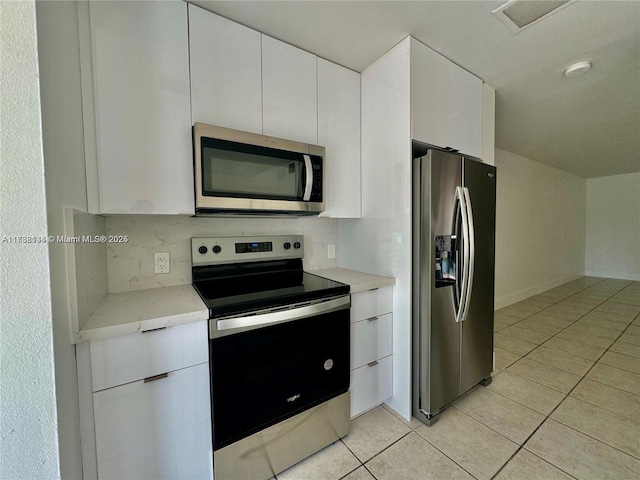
xmin=106 ymin=216 xmax=339 ymax=293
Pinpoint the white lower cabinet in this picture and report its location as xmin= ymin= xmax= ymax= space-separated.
xmin=350 ymin=313 xmax=392 ymax=370
xmin=94 ymin=362 xmax=212 ymax=480
xmin=349 ymin=287 xmax=393 ymax=418
xmin=350 ymin=355 xmax=393 ymax=418
xmin=84 ymin=321 xmax=213 ymax=479
xmin=351 ymin=286 xmax=393 ymax=323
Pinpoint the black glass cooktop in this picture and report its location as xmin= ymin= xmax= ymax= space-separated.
xmin=192 ymin=259 xmax=349 ymax=318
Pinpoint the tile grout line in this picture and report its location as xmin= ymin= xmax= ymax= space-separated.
xmin=489 ymin=278 xmax=639 ymax=477
xmin=500 ymin=282 xmax=634 ymax=379
xmin=495 ymin=299 xmax=640 ymax=476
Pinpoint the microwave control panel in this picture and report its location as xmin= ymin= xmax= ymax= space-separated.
xmin=310 ymin=157 xmax=323 ymax=202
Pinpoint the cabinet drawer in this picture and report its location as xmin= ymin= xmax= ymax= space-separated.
xmin=350 ymin=313 xmax=392 ymax=369
xmin=94 ymin=363 xmax=212 ymax=479
xmin=350 ymin=355 xmax=392 ymax=418
xmin=351 ymin=286 xmax=392 ymax=322
xmin=90 ymin=321 xmax=208 ymax=392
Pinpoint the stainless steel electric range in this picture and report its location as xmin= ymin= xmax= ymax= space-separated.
xmin=191 ymin=235 xmax=351 ymax=480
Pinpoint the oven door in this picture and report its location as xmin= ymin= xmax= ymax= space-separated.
xmin=194 ymin=123 xmax=324 ymax=215
xmin=209 ymin=296 xmax=350 ymax=450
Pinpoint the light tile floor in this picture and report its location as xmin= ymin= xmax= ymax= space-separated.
xmin=276 ymin=277 xmax=640 ymax=479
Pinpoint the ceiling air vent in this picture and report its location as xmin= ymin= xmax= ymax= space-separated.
xmin=492 ymin=0 xmax=577 ymax=34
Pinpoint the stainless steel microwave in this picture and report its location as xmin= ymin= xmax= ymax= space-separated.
xmin=193 ymin=123 xmax=325 ymax=216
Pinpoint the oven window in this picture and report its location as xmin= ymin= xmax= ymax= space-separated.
xmin=202 ymin=139 xmax=304 ymax=200
xmin=210 ymin=307 xmax=350 ymax=450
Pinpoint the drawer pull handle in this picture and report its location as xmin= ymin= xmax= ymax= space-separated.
xmin=367 ymin=316 xmax=379 ymax=322
xmin=367 ymin=361 xmax=379 ymax=368
xmin=369 ymin=288 xmax=379 ymax=292
xmin=144 ymin=373 xmax=168 ymax=383
xmin=142 ymin=327 xmax=166 ymax=334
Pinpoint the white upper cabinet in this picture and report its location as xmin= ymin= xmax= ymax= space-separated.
xmin=482 ymin=83 xmax=496 ymax=165
xmin=188 ymin=5 xmax=262 ymax=134
xmin=86 ymin=1 xmax=193 ymax=214
xmin=411 ymin=38 xmax=450 ymax=150
xmin=262 ymin=36 xmax=318 ymax=144
xmin=410 ymin=38 xmax=483 ymax=159
xmin=317 ymin=59 xmax=361 ymax=218
xmin=450 ymin=63 xmax=483 ymax=158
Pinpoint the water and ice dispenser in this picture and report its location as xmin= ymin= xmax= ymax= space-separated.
xmin=435 ymin=235 xmax=457 ymax=288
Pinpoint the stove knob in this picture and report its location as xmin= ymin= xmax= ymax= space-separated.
xmin=293 ymin=242 xmax=301 ymax=249
xmin=283 ymin=242 xmax=291 ymax=250
xmin=198 ymin=246 xmax=208 ymax=255
xmin=212 ymin=245 xmax=222 ymax=254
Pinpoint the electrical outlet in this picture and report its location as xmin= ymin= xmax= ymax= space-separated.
xmin=327 ymin=244 xmax=336 ymax=259
xmin=154 ymin=252 xmax=170 ymax=274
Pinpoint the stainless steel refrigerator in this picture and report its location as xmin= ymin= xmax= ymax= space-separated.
xmin=412 ymin=147 xmax=496 ymax=426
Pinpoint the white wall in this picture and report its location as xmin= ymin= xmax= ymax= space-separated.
xmin=0 ymin=1 xmax=60 ymax=477
xmin=36 ymin=1 xmax=91 ymax=476
xmin=494 ymin=148 xmax=586 ymax=308
xmin=339 ymin=38 xmax=412 ymax=419
xmin=106 ymin=216 xmax=339 ymax=292
xmin=585 ymin=173 xmax=640 ymax=281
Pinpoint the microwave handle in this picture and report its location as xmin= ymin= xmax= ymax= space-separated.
xmin=303 ymin=154 xmax=313 ymax=201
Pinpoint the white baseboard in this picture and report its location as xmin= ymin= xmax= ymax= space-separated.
xmin=494 ymin=273 xmax=584 ymax=310
xmin=585 ymin=270 xmax=640 ymax=282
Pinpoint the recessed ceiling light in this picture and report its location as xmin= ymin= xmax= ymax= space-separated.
xmin=565 ymin=61 xmax=592 ymax=77
xmin=492 ymin=0 xmax=577 ymax=34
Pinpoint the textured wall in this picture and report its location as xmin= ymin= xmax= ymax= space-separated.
xmin=106 ymin=216 xmax=339 ymax=292
xmin=494 ymin=148 xmax=587 ymax=308
xmin=0 ymin=1 xmax=60 ymax=477
xmin=586 ymin=173 xmax=640 ymax=281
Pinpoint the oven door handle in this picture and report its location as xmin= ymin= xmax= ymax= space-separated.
xmin=210 ymin=295 xmax=351 ymax=339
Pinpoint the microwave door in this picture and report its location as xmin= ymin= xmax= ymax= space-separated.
xmin=194 ymin=123 xmax=324 ymax=215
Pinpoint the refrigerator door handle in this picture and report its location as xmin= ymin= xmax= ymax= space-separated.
xmin=461 ymin=187 xmax=475 ymax=322
xmin=455 ymin=186 xmax=470 ymax=323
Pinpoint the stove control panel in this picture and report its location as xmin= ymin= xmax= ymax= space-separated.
xmin=191 ymin=235 xmax=304 ymax=266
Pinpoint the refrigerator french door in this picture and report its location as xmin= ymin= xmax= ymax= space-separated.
xmin=412 ymin=148 xmax=496 ymax=426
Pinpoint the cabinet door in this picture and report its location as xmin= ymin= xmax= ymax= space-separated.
xmin=262 ymin=36 xmax=317 ymax=144
xmin=350 ymin=355 xmax=393 ymax=418
xmin=410 ymin=38 xmax=450 ymax=149
xmin=188 ymin=5 xmax=262 ymax=134
xmin=449 ymin=64 xmax=483 ymax=158
xmin=94 ymin=363 xmax=212 ymax=480
xmin=90 ymin=321 xmax=209 ymax=392
xmin=350 ymin=313 xmax=393 ymax=369
xmin=89 ymin=1 xmax=193 ymax=214
xmin=350 ymin=286 xmax=393 ymax=323
xmin=317 ymin=59 xmax=361 ymax=218
xmin=482 ymin=83 xmax=496 ymax=165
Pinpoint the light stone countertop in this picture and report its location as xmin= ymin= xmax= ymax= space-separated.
xmin=77 ymin=268 xmax=394 ymax=343
xmin=76 ymin=284 xmax=208 ymax=343
xmin=310 ymin=267 xmax=395 ymax=293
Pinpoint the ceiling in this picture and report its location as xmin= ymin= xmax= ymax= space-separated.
xmin=191 ymin=1 xmax=640 ymax=178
